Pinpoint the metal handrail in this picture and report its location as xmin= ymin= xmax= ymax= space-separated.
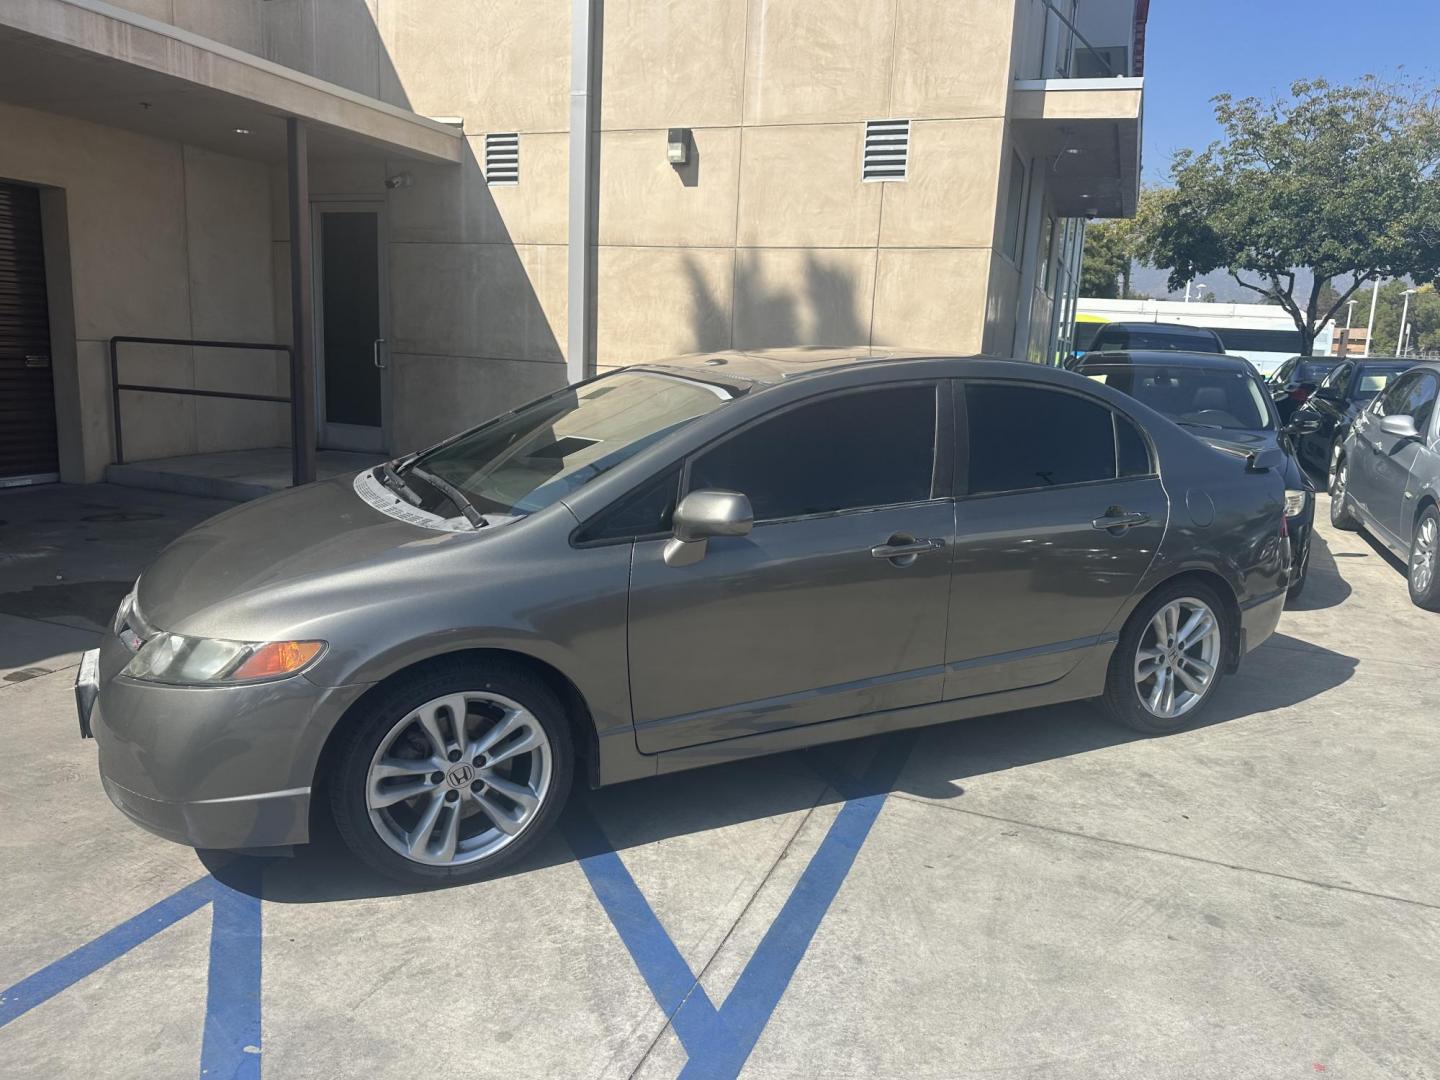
xmin=109 ymin=335 xmax=294 ymax=474
xmin=1038 ymin=0 xmax=1119 ymax=78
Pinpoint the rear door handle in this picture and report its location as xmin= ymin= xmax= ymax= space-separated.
xmin=870 ymin=537 xmax=943 ymax=561
xmin=1091 ymin=510 xmax=1150 ymax=532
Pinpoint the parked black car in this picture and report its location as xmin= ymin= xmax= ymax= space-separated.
xmin=1080 ymin=321 xmax=1226 ymax=360
xmin=1265 ymin=355 xmax=1342 ymax=424
xmin=1287 ymin=358 xmax=1416 ymax=484
xmin=1077 ymin=350 xmax=1316 ymax=600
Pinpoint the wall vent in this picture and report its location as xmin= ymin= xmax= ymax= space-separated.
xmin=485 ymin=132 xmax=519 ymax=185
xmin=862 ymin=119 xmax=910 ymax=182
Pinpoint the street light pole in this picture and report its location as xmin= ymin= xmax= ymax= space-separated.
xmin=1364 ymin=277 xmax=1381 ymax=357
xmin=1397 ymin=288 xmax=1417 ymax=356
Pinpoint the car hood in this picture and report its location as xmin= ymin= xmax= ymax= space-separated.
xmin=1187 ymin=428 xmax=1309 ymax=491
xmin=133 ymin=474 xmax=480 ymax=638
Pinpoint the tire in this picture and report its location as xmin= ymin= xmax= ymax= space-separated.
xmin=1285 ymin=538 xmax=1308 ymax=603
xmin=329 ymin=659 xmax=574 ymax=884
xmin=1329 ymin=454 xmax=1360 ymax=531
xmin=1101 ymin=581 xmax=1230 ymax=735
xmin=1407 ymin=505 xmax=1440 ymax=611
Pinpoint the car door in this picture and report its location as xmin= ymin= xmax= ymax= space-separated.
xmin=1298 ymin=361 xmax=1351 ymax=472
xmin=944 ymin=381 xmax=1167 ymax=699
xmin=627 ymin=381 xmax=955 ymax=753
xmin=1363 ymin=370 xmax=1438 ymax=540
xmin=1268 ymin=358 xmax=1299 ymax=421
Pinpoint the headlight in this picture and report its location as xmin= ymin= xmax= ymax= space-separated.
xmin=1284 ymin=490 xmax=1308 ymax=518
xmin=122 ymin=633 xmax=325 ymax=686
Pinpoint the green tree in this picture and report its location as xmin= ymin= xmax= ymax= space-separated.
xmin=1351 ymin=280 xmax=1440 ymax=355
xmin=1144 ymin=77 xmax=1440 ymax=354
xmin=1081 ymin=187 xmax=1170 ymax=299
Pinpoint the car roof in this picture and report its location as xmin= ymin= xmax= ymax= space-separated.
xmin=632 ymin=346 xmax=956 ymax=386
xmin=1077 ymin=349 xmax=1253 ymax=370
xmin=1093 ymin=321 xmax=1219 ymax=335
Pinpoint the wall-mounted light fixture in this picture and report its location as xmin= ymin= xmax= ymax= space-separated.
xmin=667 ymin=128 xmax=693 ymax=166
xmin=384 ymin=172 xmax=414 ymax=190
xmin=233 ymin=127 xmax=251 ymax=135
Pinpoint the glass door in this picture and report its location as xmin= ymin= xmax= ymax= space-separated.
xmin=313 ymin=203 xmax=388 ymax=452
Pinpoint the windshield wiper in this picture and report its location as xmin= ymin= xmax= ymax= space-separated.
xmin=377 ymin=463 xmax=422 ymax=506
xmin=403 ymin=464 xmax=486 ymax=529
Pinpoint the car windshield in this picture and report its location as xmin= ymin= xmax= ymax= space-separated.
xmin=1082 ymin=365 xmax=1273 ymax=430
xmin=1353 ymin=364 xmax=1413 ymax=400
xmin=410 ymin=370 xmax=737 ymax=516
xmin=1091 ymin=325 xmax=1222 ymax=353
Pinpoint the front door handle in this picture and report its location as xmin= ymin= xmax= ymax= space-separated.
xmin=373 ymin=337 xmax=388 ymax=369
xmin=870 ymin=535 xmax=944 ymax=564
xmin=1091 ymin=509 xmax=1150 ymax=533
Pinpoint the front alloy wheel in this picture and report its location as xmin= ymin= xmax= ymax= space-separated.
xmin=330 ymin=661 xmax=573 ymax=883
xmin=366 ymin=691 xmax=553 ymax=867
xmin=1329 ymin=456 xmax=1360 ymax=530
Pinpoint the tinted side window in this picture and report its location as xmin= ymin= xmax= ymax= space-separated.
xmin=965 ymin=384 xmax=1117 ymax=494
xmin=1400 ymin=373 xmax=1438 ymax=431
xmin=688 ymin=386 xmax=937 ymax=521
xmin=1372 ymin=372 xmax=1417 ymax=419
xmin=1321 ymin=363 xmax=1352 ymax=393
xmin=1116 ymin=415 xmax=1152 ymax=477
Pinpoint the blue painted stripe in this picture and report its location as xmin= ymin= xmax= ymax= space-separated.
xmin=565 ymin=733 xmax=915 ymax=1080
xmin=560 ymin=805 xmax=718 ymax=1048
xmin=200 ymin=866 xmax=264 ymax=1080
xmin=0 ymin=876 xmax=214 ymax=1029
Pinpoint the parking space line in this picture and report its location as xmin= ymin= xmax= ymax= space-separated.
xmin=0 ymin=870 xmax=263 ymax=1078
xmin=563 ymin=734 xmax=915 ymax=1080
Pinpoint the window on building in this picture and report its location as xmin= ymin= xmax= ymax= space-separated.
xmin=1002 ymin=152 xmax=1028 ymax=263
xmin=687 ymin=386 xmax=938 ymax=521
xmin=964 ymin=384 xmax=1123 ymax=494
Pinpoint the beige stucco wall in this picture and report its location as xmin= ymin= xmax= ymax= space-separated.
xmin=591 ymin=0 xmax=1018 ymax=370
xmin=0 ymin=101 xmax=279 ymax=481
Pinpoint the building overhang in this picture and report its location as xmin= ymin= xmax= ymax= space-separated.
xmin=1011 ymin=77 xmax=1143 ymax=219
xmin=0 ymin=0 xmax=464 ymax=165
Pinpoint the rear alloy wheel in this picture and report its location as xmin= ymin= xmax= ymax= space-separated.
xmin=331 ymin=662 xmax=573 ymax=883
xmin=1408 ymin=507 xmax=1440 ymax=611
xmin=1103 ymin=583 xmax=1228 ymax=734
xmin=1329 ymin=455 xmax=1360 ymax=531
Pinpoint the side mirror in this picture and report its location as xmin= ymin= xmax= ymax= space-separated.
xmin=1284 ymin=415 xmax=1321 ymax=436
xmin=1246 ymin=447 xmax=1286 ymax=473
xmin=1379 ymin=414 xmax=1420 ymax=440
xmin=664 ymin=489 xmax=753 ymax=567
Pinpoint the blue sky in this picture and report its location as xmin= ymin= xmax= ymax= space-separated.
xmin=1142 ymin=0 xmax=1440 ymax=183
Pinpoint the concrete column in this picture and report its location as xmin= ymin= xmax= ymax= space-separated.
xmin=286 ymin=117 xmax=316 ymax=484
xmin=567 ymin=0 xmax=599 ymax=384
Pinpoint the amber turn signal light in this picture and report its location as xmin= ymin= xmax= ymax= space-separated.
xmin=231 ymin=640 xmax=325 ymax=681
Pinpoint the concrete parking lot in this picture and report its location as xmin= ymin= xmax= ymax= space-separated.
xmin=2 ymin=482 xmax=1439 ymax=1079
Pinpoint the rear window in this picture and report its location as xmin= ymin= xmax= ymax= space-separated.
xmin=1091 ymin=324 xmax=1223 ymax=354
xmin=1354 ymin=365 xmax=1413 ymax=400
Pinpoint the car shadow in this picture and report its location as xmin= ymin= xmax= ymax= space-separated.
xmin=202 ymin=632 xmax=1358 ymax=903
xmin=1284 ymin=529 xmax=1351 ymax=611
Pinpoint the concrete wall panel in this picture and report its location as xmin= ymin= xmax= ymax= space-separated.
xmin=872 ymin=247 xmax=990 ymax=354
xmin=735 ymin=125 xmax=881 ymax=248
xmin=595 ymin=246 xmax=734 ymax=367
xmin=172 ymin=0 xmax=264 ymax=55
xmin=732 ymin=248 xmax=876 ymax=350
xmin=891 ymin=0 xmax=1014 ymax=119
xmin=597 ymin=128 xmax=740 ymax=248
xmin=879 ymin=118 xmax=1005 ymax=248
xmin=600 ymin=0 xmax=747 ymax=130
xmin=389 ymin=242 xmax=566 ymax=363
xmin=743 ymin=0 xmax=896 ymax=126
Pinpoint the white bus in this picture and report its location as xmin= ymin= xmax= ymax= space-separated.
xmin=1076 ymin=298 xmax=1335 ymax=375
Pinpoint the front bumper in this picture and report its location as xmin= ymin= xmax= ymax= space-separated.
xmin=85 ymin=639 xmax=367 ymax=849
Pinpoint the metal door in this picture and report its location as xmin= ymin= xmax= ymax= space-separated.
xmin=0 ymin=182 xmax=58 ymax=486
xmin=313 ymin=204 xmax=388 ymax=452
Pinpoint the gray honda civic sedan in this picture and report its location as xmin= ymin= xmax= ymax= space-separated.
xmin=78 ymin=348 xmax=1290 ymax=883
